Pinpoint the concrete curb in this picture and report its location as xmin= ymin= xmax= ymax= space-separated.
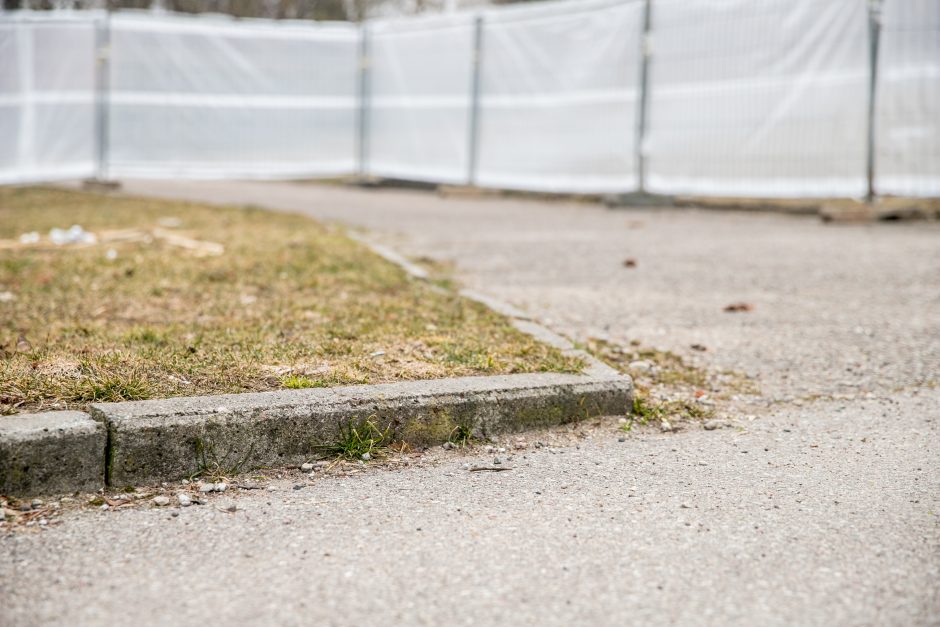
xmin=0 ymin=411 xmax=106 ymax=495
xmin=1 ymin=225 xmax=632 ymax=496
xmin=93 ymin=372 xmax=630 ymax=487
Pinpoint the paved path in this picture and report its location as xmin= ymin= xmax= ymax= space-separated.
xmin=3 ymin=180 xmax=938 ymax=626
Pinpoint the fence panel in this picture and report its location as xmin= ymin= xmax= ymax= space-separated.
xmin=475 ymin=0 xmax=643 ymax=193
xmin=646 ymin=0 xmax=870 ymax=198
xmin=365 ymin=14 xmax=476 ymax=184
xmin=2 ymin=1 xmax=939 ymax=199
xmin=108 ymin=12 xmax=358 ymax=180
xmin=875 ymin=0 xmax=940 ymax=197
xmin=0 ymin=14 xmax=98 ymax=184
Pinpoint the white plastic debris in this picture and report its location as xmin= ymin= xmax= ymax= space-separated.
xmin=19 ymin=231 xmax=40 ymax=244
xmin=49 ymin=225 xmax=97 ymax=246
xmin=157 ymin=217 xmax=183 ymax=228
xmin=105 ymin=248 xmax=118 ymax=260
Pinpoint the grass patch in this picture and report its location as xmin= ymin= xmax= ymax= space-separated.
xmin=585 ymin=337 xmax=751 ymax=428
xmin=585 ymin=338 xmax=709 ymax=389
xmin=447 ymin=423 xmax=474 ymax=447
xmin=621 ymin=396 xmax=712 ymax=431
xmin=280 ymin=374 xmax=325 ymax=390
xmin=0 ymin=187 xmax=582 ymax=414
xmin=315 ymin=419 xmax=391 ymax=461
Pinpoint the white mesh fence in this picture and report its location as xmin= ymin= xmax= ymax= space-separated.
xmin=475 ymin=0 xmax=643 ymax=193
xmin=365 ymin=13 xmax=476 ymax=184
xmin=645 ymin=0 xmax=870 ymax=198
xmin=108 ymin=12 xmax=359 ymax=180
xmin=875 ymin=0 xmax=940 ymax=197
xmin=0 ymin=13 xmax=98 ymax=184
xmin=0 ymin=0 xmax=937 ymax=197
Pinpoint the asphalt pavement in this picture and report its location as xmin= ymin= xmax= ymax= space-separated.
xmin=2 ymin=180 xmax=937 ymax=626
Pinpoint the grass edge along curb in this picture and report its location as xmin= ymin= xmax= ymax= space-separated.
xmin=1 ymin=372 xmax=632 ymax=495
xmin=94 ymin=372 xmax=631 ymax=487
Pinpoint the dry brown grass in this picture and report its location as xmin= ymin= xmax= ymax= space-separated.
xmin=0 ymin=187 xmax=581 ymax=415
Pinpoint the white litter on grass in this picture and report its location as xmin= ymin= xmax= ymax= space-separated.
xmin=105 ymin=248 xmax=118 ymax=260
xmin=157 ymin=217 xmax=183 ymax=228
xmin=49 ymin=225 xmax=97 ymax=246
xmin=19 ymin=231 xmax=40 ymax=244
xmin=0 ymin=291 xmax=14 ymax=303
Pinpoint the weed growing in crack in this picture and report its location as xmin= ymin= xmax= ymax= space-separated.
xmin=316 ymin=419 xmax=391 ymax=461
xmin=447 ymin=424 xmax=475 ymax=447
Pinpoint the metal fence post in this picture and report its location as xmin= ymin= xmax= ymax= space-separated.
xmin=94 ymin=12 xmax=112 ymax=182
xmin=865 ymin=0 xmax=883 ymax=202
xmin=634 ymin=0 xmax=652 ymax=195
xmin=356 ymin=23 xmax=371 ymax=181
xmin=466 ymin=14 xmax=484 ymax=187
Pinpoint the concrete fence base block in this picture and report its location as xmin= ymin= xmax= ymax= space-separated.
xmin=92 ymin=372 xmax=632 ymax=487
xmin=0 ymin=411 xmax=106 ymax=496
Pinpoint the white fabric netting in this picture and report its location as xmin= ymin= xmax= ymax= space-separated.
xmin=645 ymin=0 xmax=870 ymax=198
xmin=875 ymin=0 xmax=940 ymax=197
xmin=365 ymin=13 xmax=476 ymax=184
xmin=0 ymin=0 xmax=937 ymax=198
xmin=475 ymin=0 xmax=643 ymax=193
xmin=0 ymin=14 xmax=98 ymax=184
xmin=108 ymin=12 xmax=358 ymax=180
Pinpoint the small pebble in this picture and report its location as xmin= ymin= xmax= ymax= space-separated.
xmin=442 ymin=441 xmax=455 ymax=450
xmin=99 ymin=504 xmax=109 ymax=511
xmin=31 ymin=499 xmax=43 ymax=509
xmin=493 ymin=457 xmax=502 ymax=465
xmin=214 ymin=482 xmax=227 ymax=493
xmin=199 ymin=483 xmax=215 ymax=494
xmin=153 ymin=496 xmax=170 ymax=507
xmin=177 ymin=494 xmax=192 ymax=507
xmin=703 ymin=419 xmax=723 ymax=431
xmin=361 ymin=452 xmax=371 ymax=461
xmin=618 ymin=436 xmax=626 ymax=442
xmin=300 ymin=463 xmax=314 ymax=471
xmin=497 ymin=447 xmax=506 ymax=454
